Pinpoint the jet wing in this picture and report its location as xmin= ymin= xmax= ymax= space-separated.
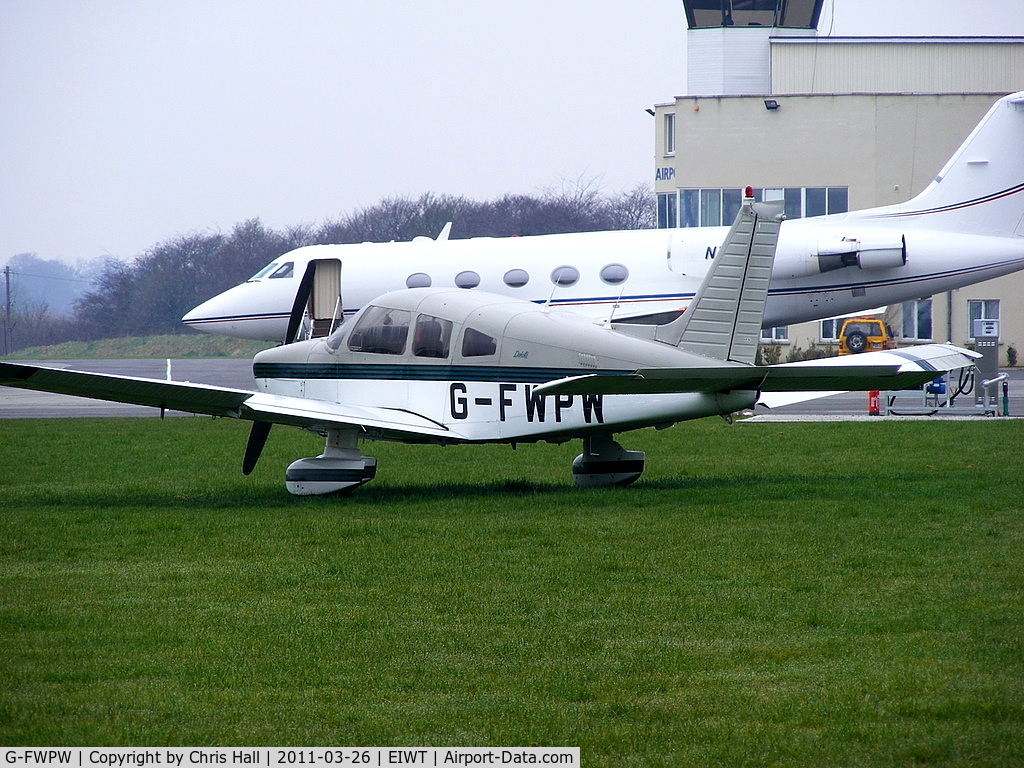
xmin=532 ymin=344 xmax=978 ymax=397
xmin=0 ymin=362 xmax=454 ymax=442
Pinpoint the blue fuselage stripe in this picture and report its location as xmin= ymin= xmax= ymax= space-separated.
xmin=253 ymin=362 xmax=627 ymax=383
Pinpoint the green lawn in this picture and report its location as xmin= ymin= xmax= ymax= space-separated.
xmin=1 ymin=417 xmax=1021 ymax=765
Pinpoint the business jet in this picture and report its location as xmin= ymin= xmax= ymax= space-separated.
xmin=1 ymin=191 xmax=978 ymax=494
xmin=183 ymin=91 xmax=1024 ymax=344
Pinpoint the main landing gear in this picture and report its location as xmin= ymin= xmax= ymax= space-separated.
xmin=571 ymin=433 xmax=646 ymax=488
xmin=280 ymin=431 xmax=645 ymax=495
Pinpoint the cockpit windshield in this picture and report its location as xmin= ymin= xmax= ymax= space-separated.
xmin=247 ymin=262 xmax=278 ymax=281
xmin=246 ymin=260 xmax=295 ymax=281
xmin=269 ymin=262 xmax=294 ymax=279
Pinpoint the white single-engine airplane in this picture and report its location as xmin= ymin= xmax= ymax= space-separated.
xmin=1 ymin=191 xmax=978 ymax=494
xmin=183 ymin=91 xmax=1024 ymax=344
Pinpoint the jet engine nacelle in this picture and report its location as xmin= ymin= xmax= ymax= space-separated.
xmin=781 ymin=234 xmax=907 ymax=277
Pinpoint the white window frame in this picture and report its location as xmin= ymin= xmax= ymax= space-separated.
xmin=760 ymin=326 xmax=789 ymax=342
xmin=664 ymin=113 xmax=676 ymax=156
xmin=967 ymin=299 xmax=999 ymax=341
xmin=902 ymin=299 xmax=933 ymax=341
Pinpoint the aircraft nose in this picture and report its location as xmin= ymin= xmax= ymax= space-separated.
xmin=181 ymin=293 xmax=232 ymax=335
xmin=181 ymin=283 xmax=288 ymax=341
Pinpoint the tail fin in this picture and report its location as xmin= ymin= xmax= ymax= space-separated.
xmin=871 ymin=91 xmax=1024 ymax=237
xmin=657 ymin=191 xmax=784 ymax=363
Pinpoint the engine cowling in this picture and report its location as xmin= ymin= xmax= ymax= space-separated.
xmin=780 ymin=233 xmax=907 ymax=277
xmin=814 ymin=235 xmax=907 ymax=273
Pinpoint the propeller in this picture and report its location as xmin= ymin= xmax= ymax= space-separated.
xmin=242 ymin=421 xmax=272 ymax=475
xmin=283 ymin=261 xmax=319 ymax=345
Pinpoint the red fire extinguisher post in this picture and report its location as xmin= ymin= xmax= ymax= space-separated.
xmin=868 ymin=390 xmax=881 ymax=416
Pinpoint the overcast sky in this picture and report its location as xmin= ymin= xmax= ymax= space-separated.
xmin=2 ymin=0 xmax=1022 ymax=266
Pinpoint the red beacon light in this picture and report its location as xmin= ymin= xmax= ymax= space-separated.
xmin=744 ymin=185 xmax=754 ymax=199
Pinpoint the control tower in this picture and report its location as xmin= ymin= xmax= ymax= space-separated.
xmin=683 ymin=0 xmax=824 ymax=95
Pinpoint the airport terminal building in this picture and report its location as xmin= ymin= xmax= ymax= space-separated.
xmin=653 ymin=0 xmax=1024 ymax=363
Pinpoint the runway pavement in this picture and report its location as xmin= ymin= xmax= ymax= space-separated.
xmin=1 ymin=359 xmax=1022 ymax=421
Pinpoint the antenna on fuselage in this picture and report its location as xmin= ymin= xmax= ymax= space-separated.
xmin=601 ymin=285 xmax=628 ymax=328
xmin=542 ymin=282 xmax=558 ymax=313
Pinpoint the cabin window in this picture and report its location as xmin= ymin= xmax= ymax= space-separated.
xmin=347 ymin=305 xmax=411 ymax=355
xmin=600 ymin=263 xmax=629 ymax=285
xmin=462 ymin=327 xmax=497 ymax=357
xmin=503 ymin=268 xmax=529 ymax=288
xmin=455 ymin=270 xmax=481 ymax=289
xmin=413 ymin=314 xmax=453 ymax=358
xmin=551 ymin=265 xmax=579 ymax=287
xmin=269 ymin=262 xmax=295 ymax=279
xmin=406 ymin=272 xmax=432 ymax=288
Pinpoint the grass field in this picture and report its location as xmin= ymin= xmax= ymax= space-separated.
xmin=1 ymin=416 xmax=1022 ymax=764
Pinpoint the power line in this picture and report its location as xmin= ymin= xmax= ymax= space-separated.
xmin=3 ymin=268 xmax=95 ymax=284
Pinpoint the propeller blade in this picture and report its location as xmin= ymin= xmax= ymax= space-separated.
xmin=242 ymin=421 xmax=272 ymax=475
xmin=284 ymin=261 xmax=318 ymax=344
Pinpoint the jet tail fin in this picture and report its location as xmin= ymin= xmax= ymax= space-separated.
xmin=657 ymin=190 xmax=784 ymax=363
xmin=868 ymin=91 xmax=1024 ymax=237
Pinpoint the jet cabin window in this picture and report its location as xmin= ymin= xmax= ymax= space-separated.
xmin=347 ymin=306 xmax=411 ymax=355
xmin=413 ymin=314 xmax=453 ymax=358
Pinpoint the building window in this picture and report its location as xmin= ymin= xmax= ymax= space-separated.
xmin=902 ymin=299 xmax=933 ymax=340
xmin=968 ymin=299 xmax=999 ymax=339
xmin=657 ymin=192 xmax=678 ymax=228
xmin=664 ymin=113 xmax=676 ymax=156
xmin=667 ymin=187 xmax=848 ymax=228
xmin=761 ymin=326 xmax=789 ymax=342
xmin=820 ymin=318 xmax=839 ymax=342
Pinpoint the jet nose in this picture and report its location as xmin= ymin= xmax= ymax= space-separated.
xmin=181 ymin=283 xmax=289 ymax=341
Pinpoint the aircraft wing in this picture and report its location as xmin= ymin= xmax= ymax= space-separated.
xmin=0 ymin=362 xmax=454 ymax=442
xmin=532 ymin=344 xmax=979 ymax=397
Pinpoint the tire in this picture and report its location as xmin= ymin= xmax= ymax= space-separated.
xmin=845 ymin=330 xmax=868 ymax=354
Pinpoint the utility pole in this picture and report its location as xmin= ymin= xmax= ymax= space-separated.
xmin=3 ymin=265 xmax=10 ymax=355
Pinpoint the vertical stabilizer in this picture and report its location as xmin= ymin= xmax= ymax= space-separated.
xmin=658 ymin=191 xmax=784 ymax=363
xmin=869 ymin=91 xmax=1024 ymax=237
